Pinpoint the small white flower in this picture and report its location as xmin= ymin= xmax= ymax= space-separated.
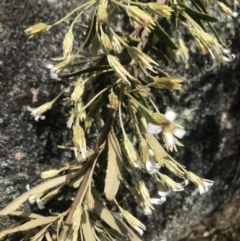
xmin=36 ymin=198 xmax=45 ymax=209
xmin=205 ymin=47 xmax=235 ymax=71
xmin=43 ymin=62 xmax=61 ymax=80
xmin=198 ymin=179 xmax=214 ymax=195
xmin=172 ymin=183 xmax=184 ymax=192
xmin=27 ymin=106 xmax=46 ymax=121
xmin=158 ymin=189 xmax=172 ymax=197
xmin=146 ymin=160 xmax=161 ymax=174
xmin=28 ymin=195 xmax=36 ymax=204
xmin=50 ymin=67 xmax=61 ymax=80
xmin=172 ymin=179 xmax=189 ymax=192
xmin=147 ymin=110 xmax=186 ymax=148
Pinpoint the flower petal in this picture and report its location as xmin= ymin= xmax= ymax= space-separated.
xmin=165 ymin=133 xmax=175 ymax=147
xmin=147 ymin=122 xmax=162 ymax=134
xmin=165 ymin=110 xmax=177 ymax=122
xmin=158 ymin=189 xmax=171 ymax=197
xmin=173 ymin=128 xmax=186 ymax=139
xmin=146 ymin=160 xmax=160 ymax=174
xmin=36 ymin=199 xmax=45 ymax=209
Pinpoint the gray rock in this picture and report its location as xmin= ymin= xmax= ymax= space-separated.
xmin=0 ymin=1 xmax=240 ymax=241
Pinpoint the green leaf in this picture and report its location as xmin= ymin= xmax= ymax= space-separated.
xmin=82 ymin=9 xmax=97 ymax=48
xmin=104 ymin=129 xmax=123 ymax=201
xmin=191 ymin=0 xmax=207 ymax=12
xmin=208 ymin=23 xmax=225 ymax=46
xmin=58 ymin=65 xmax=112 ymax=78
xmin=153 ymin=22 xmax=177 ymax=50
xmin=88 ymin=90 xmax=109 ymax=118
xmin=178 ymin=2 xmax=218 ymax=22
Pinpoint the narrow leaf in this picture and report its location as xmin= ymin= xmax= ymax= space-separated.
xmin=179 ymin=3 xmax=217 ymax=22
xmin=94 ymin=200 xmax=126 ymax=236
xmin=9 ymin=211 xmax=44 ymax=219
xmin=120 ymin=222 xmax=142 ymax=241
xmin=153 ymin=22 xmax=177 ymax=49
xmin=45 ymin=232 xmax=53 ymax=241
xmin=58 ymin=65 xmax=112 ymax=78
xmin=0 ymin=168 xmax=84 ymax=216
xmin=31 ymin=223 xmax=52 ymax=241
xmin=1 ymin=216 xmax=58 ymax=235
xmin=145 ymin=133 xmax=168 ymax=159
xmin=104 ymin=129 xmax=123 ymax=201
xmin=82 ymin=206 xmax=96 ymax=241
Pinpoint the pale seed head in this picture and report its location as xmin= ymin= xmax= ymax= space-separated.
xmin=147 ymin=3 xmax=173 ymax=18
xmin=63 ymin=30 xmax=74 ymax=57
xmin=25 ymin=23 xmax=51 ymax=38
xmin=71 ymin=80 xmax=85 ymax=103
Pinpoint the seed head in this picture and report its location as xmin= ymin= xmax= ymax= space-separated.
xmin=147 ymin=3 xmax=173 ymax=18
xmin=25 ymin=23 xmax=51 ymax=38
xmin=63 ymin=30 xmax=74 ymax=57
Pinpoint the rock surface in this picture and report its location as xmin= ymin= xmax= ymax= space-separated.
xmin=0 ymin=1 xmax=240 ymax=241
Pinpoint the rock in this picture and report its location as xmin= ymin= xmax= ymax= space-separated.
xmin=0 ymin=1 xmax=240 ymax=240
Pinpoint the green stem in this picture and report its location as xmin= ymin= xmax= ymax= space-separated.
xmin=125 ymin=93 xmax=152 ymax=116
xmin=52 ymin=1 xmax=95 ymax=27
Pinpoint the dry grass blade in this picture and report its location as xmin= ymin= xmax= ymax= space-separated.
xmin=0 ymin=168 xmax=84 ymax=216
xmin=82 ymin=206 xmax=96 ymax=241
xmin=144 ymin=133 xmax=168 ymax=158
xmin=104 ymin=129 xmax=123 ymax=201
xmin=120 ymin=221 xmax=143 ymax=241
xmin=45 ymin=232 xmax=53 ymax=241
xmin=9 ymin=211 xmax=44 ymax=219
xmin=68 ymin=174 xmax=84 ymax=188
xmin=1 ymin=216 xmax=59 ymax=235
xmin=94 ymin=200 xmax=127 ymax=237
xmin=31 ymin=223 xmax=52 ymax=241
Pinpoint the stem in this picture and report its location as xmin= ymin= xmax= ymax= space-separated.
xmin=73 ymin=6 xmax=97 ymax=59
xmin=118 ymin=85 xmax=127 ymax=137
xmin=52 ymin=1 xmax=95 ymax=27
xmin=125 ymin=93 xmax=152 ymax=116
xmin=76 ymin=81 xmax=117 ymax=115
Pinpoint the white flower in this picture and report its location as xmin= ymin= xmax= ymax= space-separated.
xmin=146 ymin=160 xmax=161 ymax=174
xmin=147 ymin=110 xmax=186 ymax=148
xmin=43 ymin=62 xmax=61 ymax=80
xmin=50 ymin=67 xmax=61 ymax=80
xmin=198 ymin=179 xmax=214 ymax=195
xmin=158 ymin=189 xmax=172 ymax=197
xmin=205 ymin=47 xmax=235 ymax=71
xmin=36 ymin=198 xmax=45 ymax=209
xmin=27 ymin=106 xmax=46 ymax=121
